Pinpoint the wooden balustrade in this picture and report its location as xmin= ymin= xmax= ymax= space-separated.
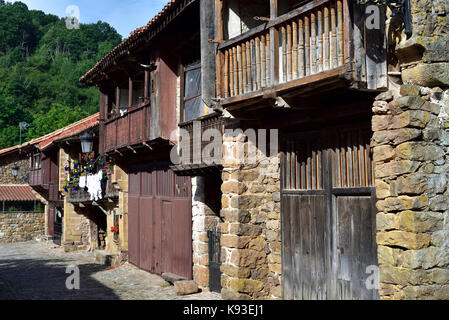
xmin=67 ymin=177 xmax=118 ymax=203
xmin=178 ymin=113 xmax=225 ymax=168
xmin=278 ymin=0 xmax=344 ymax=83
xmin=218 ymin=0 xmax=349 ymax=99
xmin=221 ymin=29 xmax=271 ymax=98
xmin=103 ymin=104 xmax=151 ymax=154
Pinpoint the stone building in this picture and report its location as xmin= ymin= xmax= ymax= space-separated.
xmin=0 ymin=146 xmax=45 ymax=243
xmin=76 ymin=0 xmax=449 ymax=299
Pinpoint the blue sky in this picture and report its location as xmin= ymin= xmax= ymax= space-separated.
xmin=11 ymin=0 xmax=169 ymax=38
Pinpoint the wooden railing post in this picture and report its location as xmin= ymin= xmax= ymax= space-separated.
xmin=270 ymin=0 xmax=279 ymax=86
xmin=215 ymin=0 xmax=224 ymax=98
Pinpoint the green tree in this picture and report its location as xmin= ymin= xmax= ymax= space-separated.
xmin=0 ymin=1 xmax=122 ymax=149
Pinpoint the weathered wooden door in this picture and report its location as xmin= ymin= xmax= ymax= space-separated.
xmin=281 ymin=124 xmax=379 ymax=300
xmin=128 ymin=164 xmax=192 ymax=279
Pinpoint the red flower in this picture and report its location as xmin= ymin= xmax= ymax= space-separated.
xmin=110 ymin=227 xmax=114 ymax=232
xmin=114 ymin=227 xmax=119 ymax=233
xmin=116 ymin=222 xmax=119 ymax=226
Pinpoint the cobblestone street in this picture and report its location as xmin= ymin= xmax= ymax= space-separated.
xmin=0 ymin=241 xmax=221 ymax=300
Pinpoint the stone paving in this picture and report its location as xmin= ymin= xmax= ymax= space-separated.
xmin=0 ymin=241 xmax=221 ymax=300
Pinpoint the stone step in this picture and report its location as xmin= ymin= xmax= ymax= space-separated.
xmin=95 ymin=250 xmax=118 ymax=267
xmin=161 ymin=272 xmax=187 ymax=285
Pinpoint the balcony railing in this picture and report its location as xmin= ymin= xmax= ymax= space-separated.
xmin=29 ymin=169 xmax=43 ymax=187
xmin=174 ymin=113 xmax=225 ymax=172
xmin=67 ymin=177 xmax=118 ymax=203
xmin=216 ymin=0 xmax=370 ymax=104
xmin=103 ymin=104 xmax=151 ymax=154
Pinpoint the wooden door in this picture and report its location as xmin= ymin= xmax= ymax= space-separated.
xmin=128 ymin=164 xmax=193 ymax=279
xmin=281 ymin=124 xmax=379 ymax=300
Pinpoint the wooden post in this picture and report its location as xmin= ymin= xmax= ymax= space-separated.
xmin=229 ymin=48 xmax=234 ymax=96
xmin=242 ymin=41 xmax=248 ymax=93
xmin=299 ymin=18 xmax=304 ymax=77
xmin=232 ymin=46 xmax=238 ymax=95
xmin=246 ymin=41 xmax=252 ymax=91
xmin=337 ymin=0 xmax=344 ymax=66
xmin=261 ymin=34 xmax=266 ymax=88
xmin=270 ymin=0 xmax=279 ymax=86
xmin=215 ymin=0 xmax=224 ymax=98
xmin=128 ymin=76 xmax=133 ymax=108
xmin=115 ymin=86 xmax=120 ymax=113
xmin=255 ymin=36 xmax=261 ymax=90
xmin=224 ymin=49 xmax=229 ymax=97
xmin=200 ymin=0 xmax=217 ymax=109
xmin=287 ymin=23 xmax=292 ymax=81
xmin=311 ymin=12 xmax=317 ymax=75
xmin=251 ymin=39 xmax=256 ymax=90
xmin=324 ymin=6 xmax=330 ymax=71
xmin=331 ymin=4 xmax=338 ymax=68
xmin=281 ymin=25 xmax=287 ymax=82
xmin=237 ymin=44 xmax=243 ymax=95
xmin=266 ymin=33 xmax=271 ymax=86
xmin=144 ymin=69 xmax=150 ymax=100
xmin=317 ymin=9 xmax=323 ymax=73
xmin=292 ymin=20 xmax=298 ymax=79
xmin=305 ymin=15 xmax=310 ymax=76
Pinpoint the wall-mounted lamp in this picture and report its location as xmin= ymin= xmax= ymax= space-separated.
xmin=11 ymin=164 xmax=19 ymax=180
xmin=80 ymin=131 xmax=94 ymax=154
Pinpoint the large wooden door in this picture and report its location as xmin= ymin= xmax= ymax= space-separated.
xmin=281 ymin=124 xmax=379 ymax=300
xmin=128 ymin=164 xmax=192 ymax=279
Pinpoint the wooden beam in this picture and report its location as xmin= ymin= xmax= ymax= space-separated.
xmin=270 ymin=0 xmax=279 ymax=86
xmin=128 ymin=76 xmax=133 ymax=108
xmin=201 ymin=0 xmax=217 ymax=109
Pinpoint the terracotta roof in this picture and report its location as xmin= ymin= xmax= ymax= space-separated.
xmin=0 ymin=113 xmax=99 ymax=156
xmin=0 ymin=185 xmax=39 ymax=201
xmin=80 ymin=0 xmax=192 ymax=84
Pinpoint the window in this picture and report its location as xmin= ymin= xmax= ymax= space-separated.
xmin=119 ymin=88 xmax=129 ymax=109
xmin=224 ymin=0 xmax=270 ymax=39
xmin=182 ymin=61 xmax=202 ymax=122
xmin=107 ymin=92 xmax=117 ymax=119
xmin=132 ymin=79 xmax=145 ymax=107
xmin=31 ymin=153 xmax=41 ymax=170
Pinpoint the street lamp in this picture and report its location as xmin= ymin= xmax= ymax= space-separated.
xmin=80 ymin=132 xmax=94 ymax=154
xmin=11 ymin=164 xmax=19 ymax=180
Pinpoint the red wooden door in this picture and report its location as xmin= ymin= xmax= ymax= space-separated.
xmin=128 ymin=164 xmax=192 ymax=279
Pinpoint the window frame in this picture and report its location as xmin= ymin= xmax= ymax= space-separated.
xmin=180 ymin=61 xmax=202 ymax=123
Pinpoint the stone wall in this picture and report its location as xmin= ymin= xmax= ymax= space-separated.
xmin=0 ymin=212 xmax=45 ymax=243
xmin=219 ymin=130 xmax=281 ymax=300
xmin=373 ymin=84 xmax=449 ymax=299
xmin=397 ymin=0 xmax=449 ymax=87
xmin=0 ymin=158 xmax=29 ymax=184
xmin=192 ymin=176 xmax=222 ymax=290
xmin=62 ymin=200 xmax=91 ymax=251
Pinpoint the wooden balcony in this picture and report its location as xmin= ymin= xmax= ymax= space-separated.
xmin=216 ymin=0 xmax=387 ymax=109
xmin=29 ymin=169 xmax=43 ymax=188
xmin=172 ymin=113 xmax=225 ymax=175
xmin=103 ymin=104 xmax=151 ymax=154
xmin=67 ymin=178 xmax=119 ymax=204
